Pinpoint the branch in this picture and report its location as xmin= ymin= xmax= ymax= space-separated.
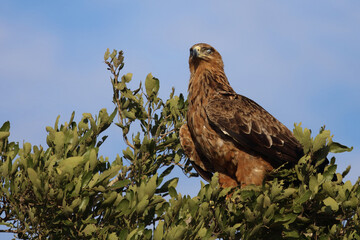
xmin=158 ymin=129 xmax=176 ymax=143
xmin=0 ymin=229 xmax=17 ymax=233
xmin=107 ymin=176 xmax=118 ymax=187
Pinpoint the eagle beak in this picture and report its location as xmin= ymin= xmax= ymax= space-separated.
xmin=190 ymin=46 xmax=201 ymax=58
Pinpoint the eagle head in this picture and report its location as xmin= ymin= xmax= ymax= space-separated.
xmin=189 ymin=43 xmax=224 ymax=73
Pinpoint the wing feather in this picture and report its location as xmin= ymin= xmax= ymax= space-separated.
xmin=179 ymin=124 xmax=214 ymax=181
xmin=205 ymin=94 xmax=303 ymax=166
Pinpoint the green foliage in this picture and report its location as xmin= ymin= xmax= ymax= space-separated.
xmin=0 ymin=110 xmax=120 ymax=238
xmin=0 ymin=49 xmax=358 ymax=239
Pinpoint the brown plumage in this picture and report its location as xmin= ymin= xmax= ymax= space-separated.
xmin=179 ymin=43 xmax=303 ymax=187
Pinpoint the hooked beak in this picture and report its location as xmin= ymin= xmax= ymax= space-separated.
xmin=190 ymin=46 xmax=201 ymax=58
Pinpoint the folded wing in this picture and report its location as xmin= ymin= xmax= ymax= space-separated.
xmin=205 ymin=94 xmax=303 ymax=166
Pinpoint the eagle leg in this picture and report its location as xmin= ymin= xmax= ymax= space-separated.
xmin=234 ymin=155 xmax=273 ymax=186
xmin=218 ymin=173 xmax=238 ymax=188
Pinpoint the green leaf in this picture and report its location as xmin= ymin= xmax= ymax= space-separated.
xmin=79 ymin=196 xmax=89 ymax=213
xmin=309 ymin=176 xmax=319 ymax=194
xmin=110 ymin=49 xmax=117 ymax=60
xmin=264 ymin=204 xmax=275 ymax=220
xmin=54 ymin=115 xmax=60 ymax=130
xmin=88 ymin=173 xmax=99 ymax=188
xmin=110 ymin=179 xmax=131 ymax=190
xmin=122 ymin=147 xmax=134 ymax=160
xmin=343 ymin=197 xmax=358 ymax=208
xmin=282 ymin=188 xmax=296 ymax=198
xmin=27 ymin=168 xmax=41 ymax=190
xmin=313 ymin=129 xmax=330 ymax=152
xmin=263 ymin=195 xmax=271 ymax=208
xmin=324 ymin=165 xmax=337 ymax=181
xmin=23 ymin=142 xmax=31 ymax=155
xmin=154 ymin=220 xmax=164 ymax=240
xmin=323 ymin=197 xmax=339 ymax=211
xmin=329 ymin=141 xmax=353 ymax=153
xmin=219 ymin=187 xmax=232 ymax=198
xmin=98 ymin=165 xmax=121 ymax=183
xmin=122 ymin=73 xmax=133 ymax=83
xmin=157 ymin=177 xmax=178 ymax=194
xmin=156 ymin=177 xmax=179 ymax=193
xmin=119 ymin=230 xmax=128 ymax=240
xmin=82 ymin=224 xmax=96 ymax=236
xmin=295 ymin=190 xmax=312 ymax=204
xmin=169 ymin=187 xmax=177 ymax=198
xmin=244 ymin=207 xmax=256 ymax=222
xmin=117 ymin=199 xmax=130 ymax=212
xmin=70 ymin=198 xmax=81 ymax=209
xmin=115 ymin=82 xmax=126 ymax=90
xmin=0 ymin=132 xmax=10 ymax=140
xmin=145 ymin=73 xmax=160 ymax=97
xmin=89 ymin=148 xmax=97 ymax=171
xmin=197 ymin=227 xmax=207 ymax=238
xmin=103 ymin=192 xmax=118 ymax=206
xmin=342 ymin=165 xmax=351 ymax=178
xmin=169 ymin=225 xmax=186 ymax=239
xmin=210 ymin=172 xmax=219 ymax=189
xmin=283 ymin=230 xmax=300 ymax=238
xmin=69 ymin=111 xmax=75 ymax=124
xmin=104 ymin=48 xmax=110 ymax=61
xmin=323 ymin=181 xmax=336 ymax=197
xmin=145 ymin=174 xmax=157 ymax=199
xmin=63 ymin=206 xmax=73 ymax=215
xmin=58 ymin=156 xmax=84 ymax=174
xmin=270 ymin=182 xmax=282 ymax=198
xmin=0 ymin=121 xmax=10 ymax=132
xmin=108 ymin=232 xmax=118 ymax=240
xmin=109 ymin=107 xmax=117 ymax=123
xmin=274 ymin=213 xmax=297 ymax=224
xmin=126 ymin=229 xmax=139 ymax=240
xmin=293 ymin=123 xmax=312 ymax=154
xmin=158 ymin=165 xmax=175 ymax=182
xmin=136 ymin=198 xmax=149 ymax=214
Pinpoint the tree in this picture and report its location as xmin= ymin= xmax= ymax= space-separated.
xmin=0 ymin=49 xmax=358 ymax=240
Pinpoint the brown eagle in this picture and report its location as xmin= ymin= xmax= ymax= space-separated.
xmin=179 ymin=43 xmax=303 ymax=187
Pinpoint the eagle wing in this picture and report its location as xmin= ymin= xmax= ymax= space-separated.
xmin=205 ymin=93 xmax=303 ymax=166
xmin=179 ymin=124 xmax=214 ymax=181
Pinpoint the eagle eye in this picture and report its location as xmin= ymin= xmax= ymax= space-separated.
xmin=205 ymin=48 xmax=213 ymax=54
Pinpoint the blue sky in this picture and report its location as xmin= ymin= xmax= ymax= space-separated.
xmin=1 ymin=1 xmax=360 ymax=237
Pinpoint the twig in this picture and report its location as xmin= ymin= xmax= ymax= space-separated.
xmin=107 ymin=176 xmax=119 ymax=187
xmin=108 ymin=59 xmax=135 ymax=150
xmin=0 ymin=229 xmax=17 ymax=233
xmin=158 ymin=129 xmax=176 ymax=142
xmin=147 ymin=102 xmax=151 ymax=139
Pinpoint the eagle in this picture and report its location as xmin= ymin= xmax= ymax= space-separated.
xmin=179 ymin=43 xmax=303 ymax=188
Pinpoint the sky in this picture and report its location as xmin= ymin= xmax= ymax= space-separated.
xmin=1 ymin=1 xmax=360 ymax=238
